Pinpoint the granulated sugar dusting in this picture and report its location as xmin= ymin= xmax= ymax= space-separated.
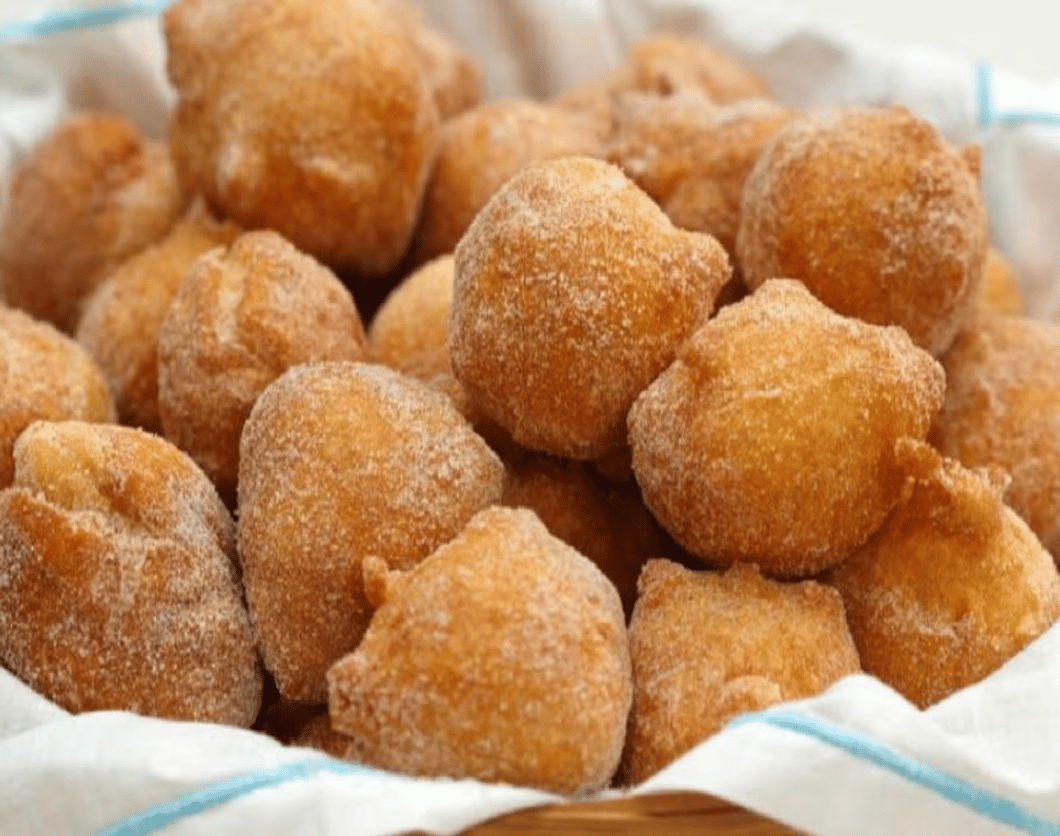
xmin=0 ymin=421 xmax=261 ymax=727
xmin=237 ymin=362 xmax=503 ymax=704
xmin=326 ymin=506 xmax=631 ymax=795
xmin=451 ymin=155 xmax=730 ymax=461
xmin=627 ymin=280 xmax=946 ymax=577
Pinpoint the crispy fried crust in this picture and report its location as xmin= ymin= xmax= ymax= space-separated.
xmin=622 ymin=559 xmax=860 ymax=784
xmin=157 ymin=230 xmax=366 ymax=504
xmin=237 ymin=362 xmax=504 ymax=703
xmin=737 ymin=106 xmax=987 ymax=356
xmin=0 ymin=305 xmax=115 ymax=488
xmin=0 ymin=421 xmax=261 ymax=725
xmin=451 ymin=156 xmax=731 ymax=460
xmin=164 ymin=0 xmax=440 ymax=276
xmin=931 ymin=312 xmax=1060 ymax=558
xmin=327 ymin=506 xmax=631 ymax=794
xmin=830 ymin=441 xmax=1060 ymax=708
xmin=628 ymin=279 xmax=946 ymax=577
xmin=0 ymin=113 xmax=184 ymax=333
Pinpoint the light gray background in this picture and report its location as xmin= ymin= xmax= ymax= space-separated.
xmin=790 ymin=0 xmax=1060 ymax=81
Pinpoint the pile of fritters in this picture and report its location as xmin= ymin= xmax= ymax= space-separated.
xmin=0 ymin=0 xmax=1057 ymax=794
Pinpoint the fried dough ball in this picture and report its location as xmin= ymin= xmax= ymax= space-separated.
xmin=0 ymin=112 xmax=184 ymax=333
xmin=383 ymin=0 xmax=483 ymax=119
xmin=0 ymin=305 xmax=116 ymax=488
xmin=737 ymin=106 xmax=988 ymax=356
xmin=830 ymin=441 xmax=1060 ymax=708
xmin=628 ymin=280 xmax=946 ymax=578
xmin=164 ymin=0 xmax=440 ymax=277
xmin=605 ymin=91 xmax=795 ymax=257
xmin=930 ymin=312 xmax=1060 ymax=558
xmin=367 ymin=255 xmax=455 ymax=385
xmin=76 ymin=202 xmax=242 ymax=433
xmin=327 ymin=506 xmax=631 ymax=794
xmin=410 ymin=99 xmax=602 ymax=264
xmin=451 ymin=156 xmax=731 ymax=461
xmin=554 ymin=35 xmax=768 ymax=138
xmin=157 ymin=230 xmax=366 ymax=504
xmin=0 ymin=420 xmax=262 ymax=725
xmin=238 ymin=362 xmax=504 ymax=703
xmin=501 ymin=451 xmax=662 ymax=619
xmin=979 ymin=247 xmax=1025 ymax=315
xmin=623 ymin=560 xmax=860 ymax=785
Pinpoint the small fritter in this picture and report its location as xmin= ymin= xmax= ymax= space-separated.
xmin=238 ymin=362 xmax=504 ymax=703
xmin=737 ymin=105 xmax=988 ymax=356
xmin=164 ymin=0 xmax=440 ymax=277
xmin=0 ymin=420 xmax=262 ymax=725
xmin=327 ymin=506 xmax=631 ymax=794
xmin=410 ymin=99 xmax=601 ymax=264
xmin=930 ymin=312 xmax=1060 ymax=559
xmin=0 ymin=304 xmax=116 ymax=488
xmin=830 ymin=441 xmax=1060 ymax=708
xmin=978 ymin=246 xmax=1025 ymax=316
xmin=628 ymin=279 xmax=946 ymax=577
xmin=76 ymin=201 xmax=242 ymax=433
xmin=451 ymin=156 xmax=731 ymax=461
xmin=157 ymin=230 xmax=366 ymax=504
xmin=0 ymin=112 xmax=184 ymax=332
xmin=622 ymin=559 xmax=860 ymax=785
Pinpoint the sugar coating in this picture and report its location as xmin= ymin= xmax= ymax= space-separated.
xmin=327 ymin=506 xmax=631 ymax=795
xmin=622 ymin=559 xmax=860 ymax=785
xmin=500 ymin=450 xmax=662 ymax=620
xmin=410 ymin=98 xmax=602 ymax=264
xmin=829 ymin=441 xmax=1060 ymax=708
xmin=0 ymin=305 xmax=116 ymax=488
xmin=77 ymin=201 xmax=242 ymax=433
xmin=627 ymin=279 xmax=946 ymax=577
xmin=931 ymin=312 xmax=1060 ymax=559
xmin=629 ymin=35 xmax=769 ymax=102
xmin=367 ymin=254 xmax=456 ymax=385
xmin=736 ymin=105 xmax=988 ymax=356
xmin=0 ymin=113 xmax=184 ymax=333
xmin=164 ymin=0 xmax=440 ymax=277
xmin=157 ymin=230 xmax=366 ymax=504
xmin=0 ymin=420 xmax=261 ymax=725
xmin=605 ymin=91 xmax=794 ymax=257
xmin=237 ymin=361 xmax=504 ymax=703
xmin=451 ymin=155 xmax=731 ymax=461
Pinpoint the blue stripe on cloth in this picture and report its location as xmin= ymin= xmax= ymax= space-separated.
xmin=727 ymin=709 xmax=1060 ymax=836
xmin=95 ymin=758 xmax=390 ymax=836
xmin=976 ymin=62 xmax=1060 ymax=130
xmin=0 ymin=2 xmax=173 ymax=44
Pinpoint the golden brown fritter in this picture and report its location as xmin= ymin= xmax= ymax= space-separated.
xmin=605 ymin=91 xmax=794 ymax=257
xmin=737 ymin=106 xmax=988 ymax=356
xmin=0 ymin=112 xmax=184 ymax=333
xmin=451 ymin=156 xmax=731 ymax=461
xmin=238 ymin=361 xmax=504 ymax=704
xmin=931 ymin=312 xmax=1060 ymax=558
xmin=622 ymin=560 xmax=860 ymax=784
xmin=501 ymin=451 xmax=662 ymax=619
xmin=157 ymin=230 xmax=366 ymax=504
xmin=628 ymin=279 xmax=946 ymax=577
xmin=410 ymin=99 xmax=602 ymax=264
xmin=76 ymin=201 xmax=242 ymax=433
xmin=0 ymin=304 xmax=115 ymax=488
xmin=830 ymin=441 xmax=1060 ymax=708
xmin=164 ymin=0 xmax=440 ymax=277
xmin=0 ymin=420 xmax=261 ymax=725
xmin=327 ymin=506 xmax=631 ymax=794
